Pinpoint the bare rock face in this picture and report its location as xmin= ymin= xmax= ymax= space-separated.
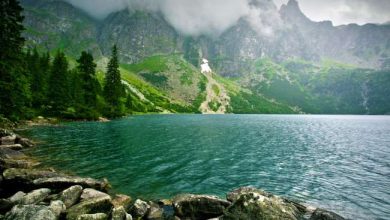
xmin=172 ymin=194 xmax=231 ymax=219
xmin=58 ymin=185 xmax=83 ymax=208
xmin=4 ymin=204 xmax=57 ymax=220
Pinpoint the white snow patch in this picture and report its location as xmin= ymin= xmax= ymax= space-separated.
xmin=201 ymin=58 xmax=212 ymax=73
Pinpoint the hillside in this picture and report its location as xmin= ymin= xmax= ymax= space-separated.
xmin=19 ymin=0 xmax=390 ymax=115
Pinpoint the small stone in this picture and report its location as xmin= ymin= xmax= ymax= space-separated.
xmin=130 ymin=199 xmax=150 ymax=218
xmin=76 ymin=213 xmax=108 ymax=220
xmin=20 ymin=188 xmax=51 ymax=205
xmin=58 ymin=185 xmax=83 ymax=208
xmin=111 ymin=194 xmax=132 ymax=211
xmin=4 ymin=204 xmax=56 ymax=220
xmin=80 ymin=188 xmax=110 ymax=201
xmin=49 ymin=200 xmax=66 ymax=217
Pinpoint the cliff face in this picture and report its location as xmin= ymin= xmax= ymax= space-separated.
xmin=21 ymin=0 xmax=390 ymax=73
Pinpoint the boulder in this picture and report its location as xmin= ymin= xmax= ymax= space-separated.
xmin=0 ymin=130 xmax=14 ymax=139
xmin=49 ymin=200 xmax=66 ymax=217
xmin=15 ymin=137 xmax=34 ymax=148
xmin=19 ymin=188 xmax=51 ymax=205
xmin=76 ymin=213 xmax=108 ymax=220
xmin=0 ymin=199 xmax=13 ymax=214
xmin=0 ymin=158 xmax=40 ymax=170
xmin=0 ymin=148 xmax=26 ymax=160
xmin=1 ymin=135 xmax=16 ymax=145
xmin=80 ymin=188 xmax=110 ymax=201
xmin=0 ymin=144 xmax=23 ymax=151
xmin=310 ymin=208 xmax=345 ymax=220
xmin=66 ymin=196 xmax=112 ymax=220
xmin=4 ymin=204 xmax=56 ymax=220
xmin=58 ymin=185 xmax=83 ymax=208
xmin=33 ymin=176 xmax=110 ymax=192
xmin=8 ymin=191 xmax=26 ymax=204
xmin=111 ymin=206 xmax=127 ymax=220
xmin=146 ymin=202 xmax=164 ymax=220
xmin=172 ymin=194 xmax=231 ymax=219
xmin=226 ymin=187 xmax=273 ymax=203
xmin=223 ymin=190 xmax=301 ymax=220
xmin=130 ymin=199 xmax=150 ymax=218
xmin=111 ymin=194 xmax=132 ymax=211
xmin=3 ymin=168 xmax=60 ymax=183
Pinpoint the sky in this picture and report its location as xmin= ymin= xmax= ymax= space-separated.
xmin=274 ymin=0 xmax=390 ymax=25
xmin=64 ymin=0 xmax=390 ymax=36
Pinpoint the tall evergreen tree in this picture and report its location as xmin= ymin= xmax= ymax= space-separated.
xmin=29 ymin=48 xmax=48 ymax=109
xmin=103 ymin=45 xmax=125 ymax=117
xmin=0 ymin=0 xmax=31 ymax=120
xmin=77 ymin=51 xmax=100 ymax=109
xmin=48 ymin=51 xmax=69 ymax=115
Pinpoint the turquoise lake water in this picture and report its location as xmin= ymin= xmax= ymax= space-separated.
xmin=21 ymin=115 xmax=390 ymax=219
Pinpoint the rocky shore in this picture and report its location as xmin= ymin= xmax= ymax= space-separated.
xmin=0 ymin=129 xmax=345 ymax=220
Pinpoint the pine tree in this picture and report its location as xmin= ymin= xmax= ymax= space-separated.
xmin=48 ymin=51 xmax=70 ymax=115
xmin=103 ymin=45 xmax=125 ymax=117
xmin=29 ymin=48 xmax=47 ymax=109
xmin=0 ymin=0 xmax=31 ymax=120
xmin=77 ymin=51 xmax=101 ymax=109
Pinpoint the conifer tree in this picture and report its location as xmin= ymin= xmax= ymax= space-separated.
xmin=103 ymin=45 xmax=125 ymax=117
xmin=48 ymin=51 xmax=70 ymax=115
xmin=0 ymin=0 xmax=31 ymax=120
xmin=77 ymin=51 xmax=100 ymax=109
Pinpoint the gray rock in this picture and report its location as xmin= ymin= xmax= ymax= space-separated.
xmin=223 ymin=190 xmax=301 ymax=220
xmin=1 ymin=135 xmax=16 ymax=145
xmin=0 ymin=199 xmax=13 ymax=214
xmin=130 ymin=199 xmax=150 ymax=218
xmin=111 ymin=194 xmax=132 ymax=211
xmin=310 ymin=208 xmax=345 ymax=220
xmin=20 ymin=188 xmax=51 ymax=205
xmin=58 ymin=185 xmax=83 ymax=208
xmin=0 ymin=144 xmax=23 ymax=151
xmin=146 ymin=202 xmax=164 ymax=220
xmin=66 ymin=196 xmax=112 ymax=220
xmin=0 ymin=148 xmax=26 ymax=160
xmin=76 ymin=213 xmax=108 ymax=220
xmin=0 ymin=158 xmax=40 ymax=170
xmin=8 ymin=191 xmax=26 ymax=204
xmin=4 ymin=204 xmax=56 ymax=220
xmin=80 ymin=188 xmax=110 ymax=202
xmin=125 ymin=213 xmax=132 ymax=220
xmin=172 ymin=194 xmax=231 ymax=220
xmin=49 ymin=200 xmax=66 ymax=217
xmin=15 ymin=138 xmax=34 ymax=148
xmin=111 ymin=206 xmax=126 ymax=220
xmin=33 ymin=176 xmax=110 ymax=192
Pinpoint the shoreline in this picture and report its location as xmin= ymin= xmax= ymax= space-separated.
xmin=0 ymin=128 xmax=345 ymax=220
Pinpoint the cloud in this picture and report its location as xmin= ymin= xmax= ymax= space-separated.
xmin=63 ymin=0 xmax=281 ymax=37
xmin=274 ymin=0 xmax=390 ymax=25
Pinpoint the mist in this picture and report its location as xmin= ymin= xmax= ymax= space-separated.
xmin=64 ymin=0 xmax=280 ymax=37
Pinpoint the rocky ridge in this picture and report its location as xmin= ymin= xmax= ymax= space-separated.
xmin=0 ymin=129 xmax=345 ymax=220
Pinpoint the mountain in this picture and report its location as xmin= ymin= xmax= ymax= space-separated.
xmin=20 ymin=0 xmax=390 ymax=114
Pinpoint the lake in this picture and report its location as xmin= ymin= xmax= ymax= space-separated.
xmin=21 ymin=115 xmax=390 ymax=219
